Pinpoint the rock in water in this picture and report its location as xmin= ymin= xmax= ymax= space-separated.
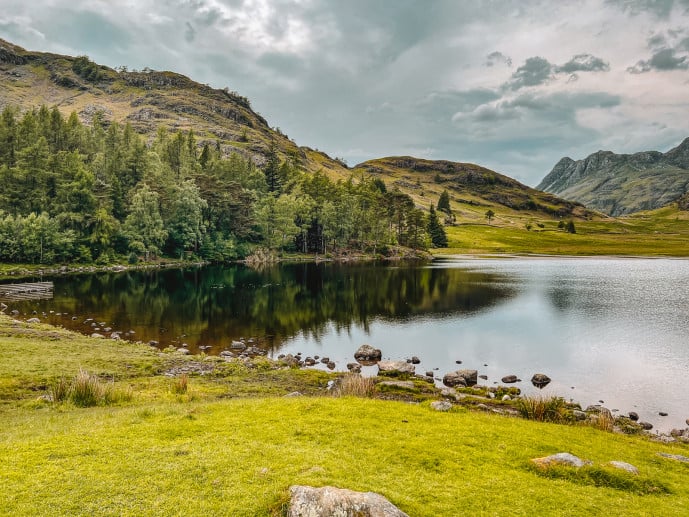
xmin=287 ymin=485 xmax=409 ymax=517
xmin=531 ymin=373 xmax=551 ymax=388
xmin=501 ymin=375 xmax=518 ymax=383
xmin=354 ymin=344 xmax=382 ymax=363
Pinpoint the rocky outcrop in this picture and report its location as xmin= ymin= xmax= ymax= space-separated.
xmin=537 ymin=138 xmax=689 ymax=216
xmin=377 ymin=361 xmax=415 ymax=376
xmin=443 ymin=369 xmax=478 ymax=387
xmin=287 ymin=485 xmax=409 ymax=517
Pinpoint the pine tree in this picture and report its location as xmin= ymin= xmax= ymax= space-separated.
xmin=437 ymin=190 xmax=451 ymax=213
xmin=427 ymin=205 xmax=448 ymax=248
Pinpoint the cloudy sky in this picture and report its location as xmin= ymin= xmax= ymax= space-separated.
xmin=2 ymin=0 xmax=689 ymax=185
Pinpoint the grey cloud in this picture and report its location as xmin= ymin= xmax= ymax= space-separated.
xmin=557 ymin=54 xmax=610 ymax=73
xmin=486 ymin=51 xmax=512 ymax=67
xmin=679 ymin=36 xmax=689 ymax=50
xmin=506 ymin=56 xmax=553 ymax=90
xmin=628 ymin=47 xmax=689 ymax=72
xmin=506 ymin=54 xmax=609 ymax=91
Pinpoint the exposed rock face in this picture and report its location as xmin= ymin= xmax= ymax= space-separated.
xmin=443 ymin=369 xmax=478 ymax=387
xmin=354 ymin=345 xmax=382 ymax=363
xmin=537 ymin=137 xmax=689 ymax=216
xmin=377 ymin=361 xmax=415 ymax=376
xmin=287 ymin=485 xmax=409 ymax=517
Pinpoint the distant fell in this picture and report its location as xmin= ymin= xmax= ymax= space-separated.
xmin=537 ymin=138 xmax=689 ymax=216
xmin=354 ymin=156 xmax=589 ymax=218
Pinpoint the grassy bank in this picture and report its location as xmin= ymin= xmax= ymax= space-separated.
xmin=440 ymin=206 xmax=689 ymax=256
xmin=1 ymin=315 xmax=688 ymax=515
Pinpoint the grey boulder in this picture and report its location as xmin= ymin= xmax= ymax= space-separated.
xmin=287 ymin=485 xmax=408 ymax=517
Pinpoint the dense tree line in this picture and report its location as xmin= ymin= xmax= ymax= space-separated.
xmin=0 ymin=106 xmax=447 ymax=264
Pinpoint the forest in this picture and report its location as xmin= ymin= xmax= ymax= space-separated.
xmin=0 ymin=105 xmax=447 ymax=264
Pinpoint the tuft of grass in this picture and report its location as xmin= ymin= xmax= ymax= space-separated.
xmin=50 ymin=376 xmax=70 ymax=403
xmin=70 ymin=369 xmax=109 ymax=407
xmin=586 ymin=410 xmax=615 ymax=432
xmin=51 ymin=369 xmax=132 ymax=407
xmin=171 ymin=373 xmax=189 ymax=395
xmin=517 ymin=396 xmax=569 ymax=423
xmin=334 ymin=373 xmax=375 ymax=398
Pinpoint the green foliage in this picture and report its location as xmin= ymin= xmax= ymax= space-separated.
xmin=567 ymin=220 xmax=577 ymax=234
xmin=72 ymin=55 xmax=103 ymax=82
xmin=0 ymin=104 xmax=431 ymax=264
xmin=485 ymin=209 xmax=495 ymax=224
xmin=427 ymin=205 xmax=448 ymax=248
xmin=437 ymin=190 xmax=451 ymax=213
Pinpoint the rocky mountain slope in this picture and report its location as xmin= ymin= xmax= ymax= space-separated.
xmin=0 ymin=38 xmax=347 ymax=177
xmin=0 ymin=38 xmax=585 ymax=219
xmin=354 ymin=156 xmax=589 ymax=219
xmin=537 ymin=139 xmax=689 ymax=216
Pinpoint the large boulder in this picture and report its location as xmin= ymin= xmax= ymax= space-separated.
xmin=377 ymin=361 xmax=415 ymax=376
xmin=287 ymin=485 xmax=409 ymax=517
xmin=443 ymin=369 xmax=478 ymax=387
xmin=501 ymin=375 xmax=518 ymax=383
xmin=354 ymin=344 xmax=382 ymax=363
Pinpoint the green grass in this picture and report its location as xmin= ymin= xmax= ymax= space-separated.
xmin=440 ymin=206 xmax=689 ymax=256
xmin=2 ymin=397 xmax=688 ymax=516
xmin=1 ymin=314 xmax=689 ymax=515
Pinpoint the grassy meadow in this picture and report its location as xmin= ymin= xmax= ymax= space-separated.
xmin=441 ymin=205 xmax=689 ymax=256
xmin=1 ymin=315 xmax=689 ymax=515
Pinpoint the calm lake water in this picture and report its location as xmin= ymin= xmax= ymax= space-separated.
xmin=5 ymin=257 xmax=689 ymax=431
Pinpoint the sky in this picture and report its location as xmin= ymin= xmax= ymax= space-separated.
xmin=1 ymin=0 xmax=689 ymax=186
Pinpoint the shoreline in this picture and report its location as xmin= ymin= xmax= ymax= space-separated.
xmin=1 ymin=311 xmax=687 ymax=442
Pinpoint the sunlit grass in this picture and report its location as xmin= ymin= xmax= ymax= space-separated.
xmin=2 ymin=397 xmax=688 ymax=516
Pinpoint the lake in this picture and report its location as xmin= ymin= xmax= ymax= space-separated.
xmin=4 ymin=257 xmax=688 ymax=432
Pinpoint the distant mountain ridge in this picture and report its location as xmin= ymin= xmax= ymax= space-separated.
xmin=537 ymin=138 xmax=689 ymax=216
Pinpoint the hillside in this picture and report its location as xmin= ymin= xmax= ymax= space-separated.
xmin=354 ymin=156 xmax=590 ymax=221
xmin=537 ymin=138 xmax=689 ymax=216
xmin=0 ymin=38 xmax=593 ymax=223
xmin=0 ymin=38 xmax=348 ymax=177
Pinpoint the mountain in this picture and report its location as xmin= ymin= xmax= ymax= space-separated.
xmin=353 ymin=156 xmax=589 ymax=219
xmin=0 ymin=37 xmax=584 ymax=221
xmin=0 ymin=38 xmax=348 ymax=177
xmin=537 ymin=139 xmax=689 ymax=216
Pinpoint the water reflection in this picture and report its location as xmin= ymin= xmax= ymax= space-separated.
xmin=6 ymin=262 xmax=515 ymax=352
